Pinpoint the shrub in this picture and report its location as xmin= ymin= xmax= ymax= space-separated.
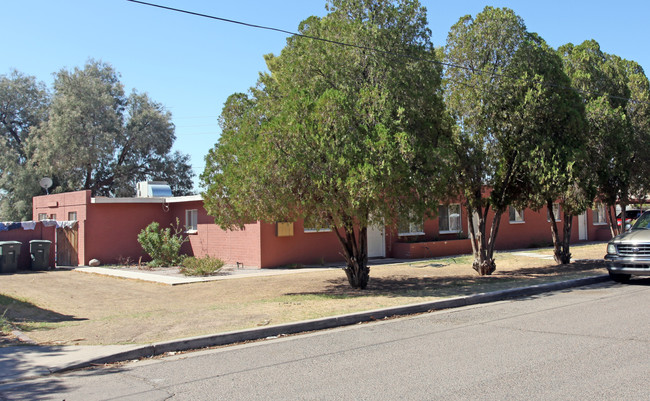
xmin=137 ymin=219 xmax=187 ymax=267
xmin=180 ymin=256 xmax=225 ymax=276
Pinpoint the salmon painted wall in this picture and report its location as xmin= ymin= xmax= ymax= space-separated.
xmin=385 ymin=206 xmax=470 ymax=257
xmin=84 ymin=202 xmax=174 ymax=265
xmin=0 ymin=222 xmax=55 ymax=270
xmin=170 ymin=201 xmax=262 ymax=268
xmin=259 ymin=220 xmax=346 ymax=268
xmin=33 ymin=190 xmax=90 ymax=266
xmin=494 ymin=206 xmax=612 ymax=248
xmin=388 ymin=203 xmax=613 ymax=259
xmin=587 ymin=206 xmax=615 ymax=241
xmin=31 ymin=190 xmax=615 ymax=268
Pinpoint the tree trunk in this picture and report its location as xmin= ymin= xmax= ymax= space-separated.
xmin=548 ymin=201 xmax=573 ymax=264
xmin=608 ymin=203 xmax=622 ymax=237
xmin=548 ymin=201 xmax=563 ymax=264
xmin=468 ymin=203 xmax=498 ymax=276
xmin=560 ymin=213 xmax=573 ymax=264
xmin=343 ymin=255 xmax=370 ymax=289
xmin=473 ymin=258 xmax=496 ymax=275
xmin=333 ymin=221 xmax=369 ymax=289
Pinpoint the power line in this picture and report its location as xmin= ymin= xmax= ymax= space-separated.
xmin=173 ymin=116 xmax=218 ymax=120
xmin=126 ymin=0 xmax=436 ymax=65
xmin=174 ymin=124 xmax=217 ymax=128
xmin=175 ymin=131 xmax=219 ymax=136
xmin=126 ymin=0 xmax=650 ymax=106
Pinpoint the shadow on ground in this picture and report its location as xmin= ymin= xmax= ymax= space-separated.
xmin=498 ymin=259 xmax=607 ymax=277
xmin=1 ymin=294 xmax=87 ymax=344
xmin=285 ymin=260 xmax=607 ymax=299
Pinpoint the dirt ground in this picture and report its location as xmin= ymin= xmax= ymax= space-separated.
xmin=0 ymin=243 xmax=607 ymax=346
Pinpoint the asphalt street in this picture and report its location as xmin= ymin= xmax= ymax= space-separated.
xmin=1 ymin=279 xmax=648 ymax=400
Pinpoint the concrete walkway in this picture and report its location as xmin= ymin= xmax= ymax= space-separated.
xmin=74 ymin=265 xmax=340 ymax=285
xmin=74 ymin=250 xmax=567 ymax=286
xmin=72 ymin=257 xmax=429 ymax=285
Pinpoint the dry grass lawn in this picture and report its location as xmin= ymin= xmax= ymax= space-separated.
xmin=0 ymin=243 xmax=607 ymax=346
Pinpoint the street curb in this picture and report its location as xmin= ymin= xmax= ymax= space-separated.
xmin=54 ymin=274 xmax=610 ymax=374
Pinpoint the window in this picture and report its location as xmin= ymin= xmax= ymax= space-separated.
xmin=303 ymin=216 xmax=332 ymax=233
xmin=185 ymin=209 xmax=198 ymax=232
xmin=38 ymin=213 xmax=47 ymax=221
xmin=593 ymin=203 xmax=607 ymax=225
xmin=304 ymin=226 xmax=332 ymax=233
xmin=439 ymin=204 xmax=462 ymax=233
xmin=68 ymin=211 xmax=77 ymax=221
xmin=398 ymin=215 xmax=424 ymax=236
xmin=547 ymin=204 xmax=561 ymax=222
xmin=509 ymin=206 xmax=525 ymax=223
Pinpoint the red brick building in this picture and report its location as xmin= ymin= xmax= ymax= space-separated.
xmin=29 ymin=189 xmax=613 ymax=268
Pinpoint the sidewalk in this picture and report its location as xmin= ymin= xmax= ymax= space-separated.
xmin=74 ymin=264 xmax=340 ymax=285
xmin=72 ymin=257 xmax=458 ymax=285
xmin=0 ymin=274 xmax=610 ymax=384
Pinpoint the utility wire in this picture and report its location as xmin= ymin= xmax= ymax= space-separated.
xmin=126 ymin=0 xmax=456 ymax=69
xmin=127 ymin=0 xmax=649 ymax=106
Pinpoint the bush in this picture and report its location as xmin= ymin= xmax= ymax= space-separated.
xmin=137 ymin=219 xmax=187 ymax=267
xmin=180 ymin=256 xmax=225 ymax=276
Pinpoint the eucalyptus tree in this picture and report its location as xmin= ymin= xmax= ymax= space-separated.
xmin=202 ymin=0 xmax=452 ymax=289
xmin=35 ymin=60 xmax=193 ymax=197
xmin=444 ymin=7 xmax=579 ymax=274
xmin=0 ymin=71 xmax=50 ymax=220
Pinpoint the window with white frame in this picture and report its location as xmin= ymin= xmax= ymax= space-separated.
xmin=547 ymin=203 xmax=561 ymax=222
xmin=593 ymin=203 xmax=607 ymax=225
xmin=38 ymin=213 xmax=47 ymax=221
xmin=303 ymin=225 xmax=332 ymax=233
xmin=439 ymin=204 xmax=462 ymax=233
xmin=68 ymin=211 xmax=77 ymax=221
xmin=303 ymin=216 xmax=332 ymax=233
xmin=185 ymin=209 xmax=198 ymax=232
xmin=509 ymin=206 xmax=525 ymax=223
xmin=398 ymin=215 xmax=424 ymax=236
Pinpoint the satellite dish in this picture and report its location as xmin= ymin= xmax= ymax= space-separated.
xmin=39 ymin=177 xmax=53 ymax=194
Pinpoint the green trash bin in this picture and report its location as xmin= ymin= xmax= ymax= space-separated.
xmin=29 ymin=240 xmax=52 ymax=271
xmin=0 ymin=241 xmax=22 ymax=274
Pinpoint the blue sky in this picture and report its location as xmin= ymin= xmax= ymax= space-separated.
xmin=3 ymin=0 xmax=649 ymax=192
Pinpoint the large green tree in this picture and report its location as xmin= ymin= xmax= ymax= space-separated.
xmin=202 ymin=0 xmax=451 ymax=289
xmin=517 ymin=41 xmax=587 ymax=265
xmin=444 ymin=7 xmax=580 ymax=274
xmin=34 ymin=60 xmax=193 ymax=197
xmin=558 ymin=41 xmax=640 ymax=237
xmin=0 ymin=71 xmax=50 ymax=220
xmin=621 ymin=59 xmax=650 ymax=212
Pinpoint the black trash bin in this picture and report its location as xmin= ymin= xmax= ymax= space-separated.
xmin=0 ymin=241 xmax=22 ymax=274
xmin=29 ymin=240 xmax=52 ymax=271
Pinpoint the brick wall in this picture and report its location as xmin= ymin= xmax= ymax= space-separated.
xmin=170 ymin=201 xmax=263 ymax=267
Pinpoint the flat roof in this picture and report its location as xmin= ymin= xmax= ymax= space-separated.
xmin=91 ymin=194 xmax=203 ymax=204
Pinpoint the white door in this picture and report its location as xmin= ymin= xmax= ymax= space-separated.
xmin=367 ymin=225 xmax=385 ymax=258
xmin=578 ymin=212 xmax=588 ymax=241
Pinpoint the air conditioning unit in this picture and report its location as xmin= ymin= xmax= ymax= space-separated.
xmin=136 ymin=181 xmax=173 ymax=198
